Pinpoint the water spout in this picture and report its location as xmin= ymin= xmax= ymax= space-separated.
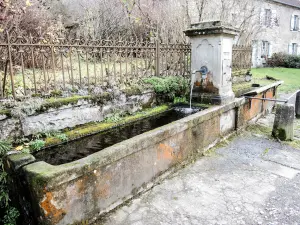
xmin=190 ymin=71 xmax=196 ymax=109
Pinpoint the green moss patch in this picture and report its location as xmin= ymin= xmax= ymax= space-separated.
xmin=40 ymin=96 xmax=92 ymax=111
xmin=44 ymin=105 xmax=170 ymax=147
xmin=0 ymin=109 xmax=11 ymax=117
xmin=123 ymin=86 xmax=142 ymax=96
xmin=246 ymin=124 xmax=272 ymax=137
xmin=286 ymin=140 xmax=300 ymax=150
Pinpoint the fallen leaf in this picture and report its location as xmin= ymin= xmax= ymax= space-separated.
xmin=15 ymin=146 xmax=24 ymax=151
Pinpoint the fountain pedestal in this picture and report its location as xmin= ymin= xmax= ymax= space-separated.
xmin=185 ymin=21 xmax=239 ymax=105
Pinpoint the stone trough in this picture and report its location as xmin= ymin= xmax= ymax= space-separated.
xmin=5 ymin=83 xmax=280 ymax=225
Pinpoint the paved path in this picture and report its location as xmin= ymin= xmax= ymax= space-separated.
xmin=100 ymin=119 xmax=300 ymax=225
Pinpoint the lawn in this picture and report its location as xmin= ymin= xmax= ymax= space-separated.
xmin=251 ymin=67 xmax=300 ymax=94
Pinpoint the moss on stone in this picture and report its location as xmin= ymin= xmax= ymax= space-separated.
xmin=0 ymin=109 xmax=11 ymax=117
xmin=46 ymin=96 xmax=91 ymax=107
xmin=37 ymin=93 xmax=115 ymax=113
xmin=191 ymin=103 xmax=211 ymax=109
xmin=50 ymin=90 xmax=63 ymax=97
xmin=44 ymin=105 xmax=170 ymax=147
xmin=123 ymin=86 xmax=142 ymax=96
xmin=91 ymin=92 xmax=113 ymax=105
xmin=38 ymin=96 xmax=92 ymax=113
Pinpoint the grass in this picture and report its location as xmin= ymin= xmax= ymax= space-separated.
xmin=232 ymin=78 xmax=273 ymax=97
xmin=251 ymin=67 xmax=300 ymax=94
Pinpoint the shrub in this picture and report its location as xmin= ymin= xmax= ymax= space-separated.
xmin=143 ymin=76 xmax=189 ymax=101
xmin=268 ymin=53 xmax=300 ymax=68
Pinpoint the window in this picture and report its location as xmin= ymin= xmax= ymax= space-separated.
xmin=291 ymin=15 xmax=300 ymax=31
xmin=292 ymin=43 xmax=298 ymax=55
xmin=264 ymin=9 xmax=272 ymax=27
xmin=289 ymin=43 xmax=299 ymax=55
xmin=261 ymin=41 xmax=270 ymax=58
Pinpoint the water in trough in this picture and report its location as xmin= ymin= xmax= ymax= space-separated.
xmin=34 ymin=106 xmax=203 ymax=165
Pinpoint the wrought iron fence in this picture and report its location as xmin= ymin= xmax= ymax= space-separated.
xmin=232 ymin=45 xmax=252 ymax=72
xmin=0 ymin=31 xmax=191 ymax=99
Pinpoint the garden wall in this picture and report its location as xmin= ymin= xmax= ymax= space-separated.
xmin=5 ymin=83 xmax=279 ymax=225
xmin=0 ymin=91 xmax=155 ymax=140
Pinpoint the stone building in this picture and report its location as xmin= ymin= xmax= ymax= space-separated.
xmin=187 ymin=0 xmax=300 ymax=67
xmin=253 ymin=0 xmax=300 ymax=67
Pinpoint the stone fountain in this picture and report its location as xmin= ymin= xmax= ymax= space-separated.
xmin=185 ymin=21 xmax=240 ymax=105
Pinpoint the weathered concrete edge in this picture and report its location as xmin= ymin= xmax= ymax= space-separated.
xmin=243 ymin=81 xmax=283 ymax=96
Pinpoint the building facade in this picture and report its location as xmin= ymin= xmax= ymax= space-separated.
xmin=187 ymin=0 xmax=300 ymax=67
xmin=253 ymin=0 xmax=300 ymax=67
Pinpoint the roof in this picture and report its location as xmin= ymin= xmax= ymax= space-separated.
xmin=271 ymin=0 xmax=300 ymax=9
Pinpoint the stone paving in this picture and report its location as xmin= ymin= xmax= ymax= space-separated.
xmin=99 ymin=117 xmax=300 ymax=225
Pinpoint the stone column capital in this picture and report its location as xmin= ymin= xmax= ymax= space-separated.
xmin=184 ymin=21 xmax=240 ymax=37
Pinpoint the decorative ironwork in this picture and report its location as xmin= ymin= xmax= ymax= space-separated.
xmin=0 ymin=31 xmax=191 ymax=99
xmin=232 ymin=45 xmax=252 ymax=72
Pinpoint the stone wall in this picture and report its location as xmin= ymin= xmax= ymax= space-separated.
xmin=5 ymin=84 xmax=279 ymax=225
xmin=252 ymin=1 xmax=300 ymax=67
xmin=0 ymin=91 xmax=155 ymax=140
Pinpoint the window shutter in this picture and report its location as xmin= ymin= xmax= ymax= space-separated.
xmin=288 ymin=44 xmax=293 ymax=54
xmin=260 ymin=8 xmax=265 ymax=26
xmin=268 ymin=43 xmax=273 ymax=57
xmin=271 ymin=10 xmax=277 ymax=27
xmin=291 ymin=15 xmax=295 ymax=31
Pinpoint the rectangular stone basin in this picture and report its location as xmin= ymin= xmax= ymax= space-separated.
xmin=5 ymin=84 xmax=279 ymax=225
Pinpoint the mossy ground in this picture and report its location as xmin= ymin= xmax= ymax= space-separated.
xmin=246 ymin=123 xmax=300 ymax=150
xmin=246 ymin=124 xmax=273 ymax=137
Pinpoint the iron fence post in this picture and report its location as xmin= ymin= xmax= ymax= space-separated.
xmin=155 ymin=39 xmax=160 ymax=76
xmin=51 ymin=45 xmax=57 ymax=91
xmin=6 ymin=32 xmax=16 ymax=99
xmin=30 ymin=34 xmax=37 ymax=94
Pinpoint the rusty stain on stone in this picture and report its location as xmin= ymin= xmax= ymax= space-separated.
xmin=157 ymin=143 xmax=176 ymax=160
xmin=40 ymin=191 xmax=65 ymax=223
xmin=93 ymin=171 xmax=112 ymax=199
xmin=75 ymin=176 xmax=89 ymax=197
xmin=95 ymin=183 xmax=110 ymax=199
